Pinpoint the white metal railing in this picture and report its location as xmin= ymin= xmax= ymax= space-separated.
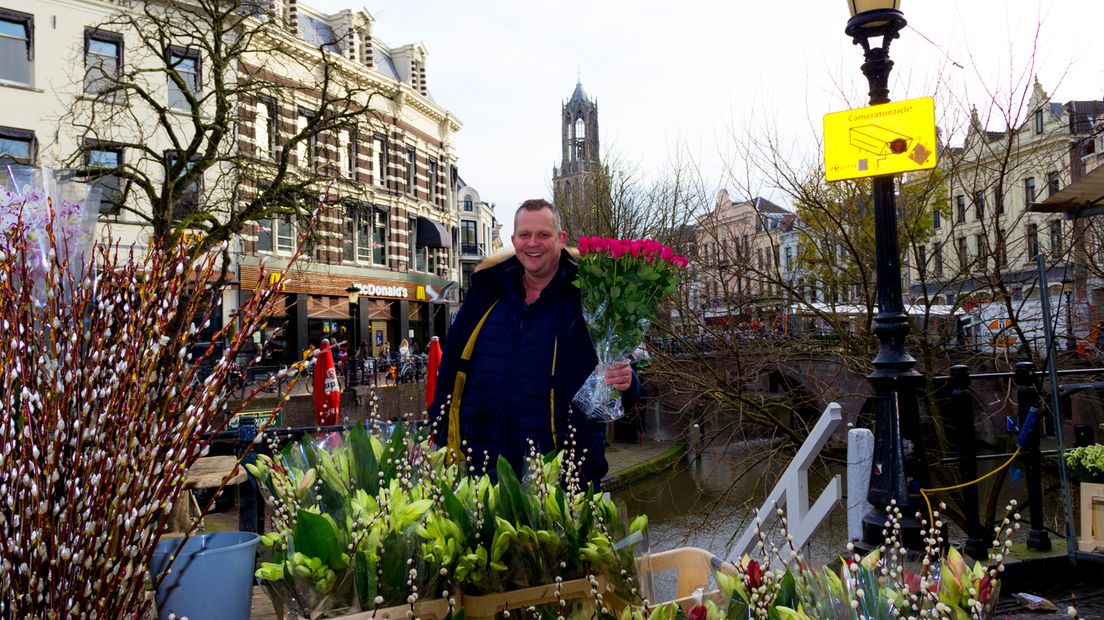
xmin=726 ymin=403 xmax=843 ymax=562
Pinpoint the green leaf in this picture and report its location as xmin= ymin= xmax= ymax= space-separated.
xmin=727 ymin=590 xmax=750 ymax=620
xmin=442 ymin=482 xmax=476 ymax=542
xmin=354 ymin=549 xmax=377 ymax=609
xmin=292 ymin=509 xmax=341 ymax=567
xmin=349 ymin=422 xmax=381 ymax=495
xmin=775 ymin=569 xmax=797 ymax=610
xmin=379 ymin=531 xmax=409 ymax=604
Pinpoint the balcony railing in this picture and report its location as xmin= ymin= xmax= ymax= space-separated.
xmin=461 ymin=243 xmax=484 ymax=256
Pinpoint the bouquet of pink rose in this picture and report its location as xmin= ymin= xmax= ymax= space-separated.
xmin=572 ymin=237 xmax=687 ymax=421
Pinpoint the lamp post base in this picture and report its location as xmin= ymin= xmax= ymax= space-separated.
xmin=855 ymin=504 xmax=927 ymax=555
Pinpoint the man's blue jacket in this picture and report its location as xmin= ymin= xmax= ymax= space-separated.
xmin=428 ymin=249 xmax=639 ymax=485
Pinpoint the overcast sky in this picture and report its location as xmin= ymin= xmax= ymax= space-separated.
xmin=308 ymin=1 xmax=1104 ymax=237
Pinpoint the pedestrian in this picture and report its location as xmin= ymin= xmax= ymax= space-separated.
xmin=356 ymin=339 xmax=372 ymax=383
xmin=398 ymin=338 xmax=410 ymax=358
xmin=428 ymin=198 xmax=639 ymax=488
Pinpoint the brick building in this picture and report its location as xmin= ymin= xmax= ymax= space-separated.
xmin=0 ymin=0 xmax=464 ymax=362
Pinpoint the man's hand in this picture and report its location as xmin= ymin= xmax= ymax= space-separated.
xmin=603 ymin=362 xmax=633 ymax=391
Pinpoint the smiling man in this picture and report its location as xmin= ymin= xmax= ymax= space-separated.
xmin=429 ymin=199 xmax=637 ymax=487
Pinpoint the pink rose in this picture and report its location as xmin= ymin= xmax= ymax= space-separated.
xmin=578 ymin=236 xmax=591 ymax=254
xmin=591 ymin=237 xmax=608 ymax=254
xmin=630 ymin=239 xmax=644 ymax=258
xmin=660 ymin=245 xmax=674 ymax=261
xmin=609 ymin=239 xmax=628 ymax=259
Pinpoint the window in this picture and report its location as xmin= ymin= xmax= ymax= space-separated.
xmin=932 ymin=207 xmax=941 ymax=229
xmin=0 ymin=125 xmax=34 ymax=164
xmin=0 ymin=10 xmax=32 ymax=85
xmin=975 ymin=234 xmax=987 ymax=266
xmin=995 ymin=187 xmax=1004 ymax=215
xmin=295 ymin=110 xmax=315 ymax=170
xmin=83 ymin=143 xmax=124 ymax=215
xmin=917 ymin=245 xmax=927 ymax=276
xmin=1034 ymin=110 xmax=1044 ymax=134
xmin=345 ymin=129 xmax=357 ymax=178
xmin=933 ymin=243 xmax=944 ymax=277
xmin=1050 ymin=220 xmax=1063 ymax=255
xmin=956 ymin=195 xmax=965 ymax=223
xmin=254 ymin=98 xmax=275 ymax=159
xmin=1047 ymin=171 xmax=1060 ymax=197
xmin=407 ymin=216 xmax=417 ymax=268
xmin=257 ymin=218 xmax=294 ymax=254
xmin=372 ymin=135 xmax=386 ymax=187
xmin=957 ymin=237 xmax=968 ymax=264
xmin=165 ymin=150 xmax=200 ymax=220
xmin=461 ymin=220 xmax=478 ymax=255
xmin=84 ymin=30 xmax=122 ymax=94
xmin=166 ymin=46 xmax=199 ymax=109
xmin=974 ymin=191 xmax=985 ymax=220
xmin=343 ymin=207 xmax=374 ymax=262
xmin=429 ymin=159 xmax=438 ymax=201
xmin=372 ymin=209 xmax=387 ymax=265
xmin=463 ymin=195 xmax=473 ymax=212
xmin=405 ymin=148 xmax=416 ymax=194
xmin=1026 ymin=223 xmax=1039 ymax=260
xmin=416 ymin=237 xmax=428 ymax=272
xmin=997 ymin=229 xmax=1007 ymax=265
xmin=784 ymin=246 xmax=793 ymax=272
xmin=338 ymin=129 xmax=353 ymax=178
xmin=1024 ymin=177 xmax=1036 ymax=204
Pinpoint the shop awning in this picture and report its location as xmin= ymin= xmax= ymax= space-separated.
xmin=1030 ymin=164 xmax=1104 ymax=217
xmin=416 ymin=216 xmax=450 ymax=248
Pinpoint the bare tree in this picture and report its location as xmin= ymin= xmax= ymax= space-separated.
xmin=60 ymin=0 xmax=384 ymax=254
xmin=554 ymin=147 xmax=706 ymax=246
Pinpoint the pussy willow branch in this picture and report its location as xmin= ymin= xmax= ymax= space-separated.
xmin=0 ymin=197 xmax=323 ymax=618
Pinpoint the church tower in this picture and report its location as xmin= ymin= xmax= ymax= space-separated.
xmin=552 ymin=81 xmax=600 ymax=241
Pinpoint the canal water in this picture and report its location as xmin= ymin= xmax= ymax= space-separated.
xmin=611 ymin=439 xmax=850 ymax=565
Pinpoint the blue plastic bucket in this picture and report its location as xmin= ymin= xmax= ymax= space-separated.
xmin=150 ymin=531 xmax=260 ymax=620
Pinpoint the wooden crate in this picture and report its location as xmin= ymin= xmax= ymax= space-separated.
xmin=641 ymin=547 xmax=737 ymax=610
xmin=333 ymin=597 xmax=456 ymax=620
xmin=462 ymin=575 xmax=628 ymax=620
xmin=1080 ymin=482 xmax=1104 ymax=552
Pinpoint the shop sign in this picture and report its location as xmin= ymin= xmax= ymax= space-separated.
xmin=352 ymin=283 xmax=408 ymax=299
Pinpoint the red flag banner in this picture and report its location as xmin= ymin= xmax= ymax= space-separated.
xmin=314 ymin=343 xmax=341 ymax=425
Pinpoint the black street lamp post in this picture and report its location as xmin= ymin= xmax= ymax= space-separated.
xmin=346 ymin=285 xmax=360 ymax=386
xmin=845 ymin=0 xmax=928 ymax=552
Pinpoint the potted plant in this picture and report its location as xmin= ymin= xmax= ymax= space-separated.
xmin=1066 ymin=444 xmax=1104 ymax=550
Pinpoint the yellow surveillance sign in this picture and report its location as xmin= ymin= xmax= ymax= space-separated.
xmin=824 ymin=97 xmax=937 ymax=182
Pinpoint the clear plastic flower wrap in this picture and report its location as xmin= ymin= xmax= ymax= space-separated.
xmin=572 ymin=238 xmax=687 ymax=421
xmin=1 ymin=166 xmax=101 ymax=299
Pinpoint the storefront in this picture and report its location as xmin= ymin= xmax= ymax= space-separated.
xmin=237 ymin=262 xmax=452 ymax=364
xmin=348 ymin=282 xmax=449 ymax=357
